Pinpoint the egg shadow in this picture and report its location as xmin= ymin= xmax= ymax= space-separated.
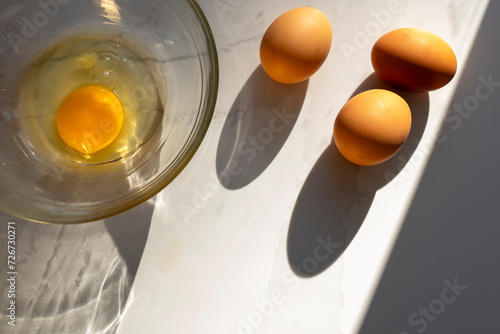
xmin=287 ymin=73 xmax=430 ymax=277
xmin=216 ymin=65 xmax=308 ymax=189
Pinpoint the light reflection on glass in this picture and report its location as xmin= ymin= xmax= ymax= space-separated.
xmin=100 ymin=0 xmax=121 ymax=23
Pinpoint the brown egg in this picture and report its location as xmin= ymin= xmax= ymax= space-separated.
xmin=333 ymin=89 xmax=412 ymax=166
xmin=260 ymin=7 xmax=332 ymax=84
xmin=371 ymin=28 xmax=457 ymax=92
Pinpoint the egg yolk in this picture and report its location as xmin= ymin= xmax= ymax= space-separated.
xmin=56 ymin=85 xmax=124 ymax=155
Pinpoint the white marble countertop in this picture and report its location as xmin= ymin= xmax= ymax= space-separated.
xmin=2 ymin=0 xmax=500 ymax=333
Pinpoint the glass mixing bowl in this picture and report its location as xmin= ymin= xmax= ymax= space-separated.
xmin=0 ymin=0 xmax=218 ymax=223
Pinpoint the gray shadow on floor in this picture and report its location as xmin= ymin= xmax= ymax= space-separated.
xmin=358 ymin=1 xmax=500 ymax=333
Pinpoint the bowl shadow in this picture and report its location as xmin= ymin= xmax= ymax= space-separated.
xmin=287 ymin=72 xmax=430 ymax=277
xmin=0 ymin=199 xmax=153 ymax=334
xmin=104 ymin=198 xmax=155 ymax=278
xmin=216 ymin=65 xmax=308 ymax=189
